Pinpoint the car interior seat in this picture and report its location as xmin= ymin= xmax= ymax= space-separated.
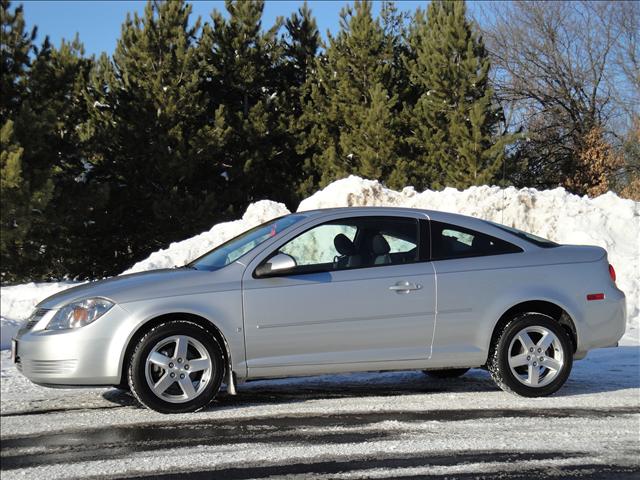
xmin=333 ymin=233 xmax=362 ymax=268
xmin=371 ymin=234 xmax=391 ymax=265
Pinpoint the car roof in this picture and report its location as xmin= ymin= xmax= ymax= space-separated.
xmin=297 ymin=206 xmax=483 ymax=225
xmin=299 ymin=206 xmax=435 ymax=216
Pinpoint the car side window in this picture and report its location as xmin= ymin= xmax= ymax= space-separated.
xmin=280 ymin=224 xmax=357 ymax=266
xmin=431 ymin=221 xmax=522 ymax=260
xmin=383 ymin=234 xmax=416 ymax=254
xmin=271 ymin=216 xmax=420 ymax=275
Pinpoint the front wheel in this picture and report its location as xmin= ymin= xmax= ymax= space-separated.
xmin=128 ymin=320 xmax=224 ymax=413
xmin=488 ymin=313 xmax=573 ymax=397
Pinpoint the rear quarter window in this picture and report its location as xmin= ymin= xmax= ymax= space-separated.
xmin=431 ymin=221 xmax=523 ymax=260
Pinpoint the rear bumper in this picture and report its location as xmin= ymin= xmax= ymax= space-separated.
xmin=576 ymin=287 xmax=626 ymax=357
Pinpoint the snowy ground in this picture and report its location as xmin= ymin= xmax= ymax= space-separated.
xmin=1 ymin=334 xmax=638 ymax=479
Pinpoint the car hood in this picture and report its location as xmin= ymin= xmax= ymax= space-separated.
xmin=37 ymin=267 xmax=243 ymax=310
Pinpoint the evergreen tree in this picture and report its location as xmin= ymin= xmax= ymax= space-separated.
xmin=0 ymin=0 xmax=34 ymax=123
xmin=1 ymin=0 xmax=32 ymax=282
xmin=2 ymin=30 xmax=94 ymax=282
xmin=406 ymin=0 xmax=510 ymax=190
xmin=300 ymin=0 xmax=408 ymax=193
xmin=282 ymin=2 xmax=320 ymax=105
xmin=0 ymin=119 xmax=53 ymax=282
xmin=23 ymin=36 xmax=94 ymax=279
xmin=379 ymin=1 xmax=412 ymax=106
xmin=199 ymin=0 xmax=291 ymax=210
xmin=0 ymin=0 xmax=55 ymax=282
xmin=378 ymin=1 xmax=413 ymax=189
xmin=82 ymin=0 xmax=228 ymax=276
xmin=280 ymin=2 xmax=320 ymax=197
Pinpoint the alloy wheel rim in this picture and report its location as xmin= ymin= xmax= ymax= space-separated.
xmin=507 ymin=326 xmax=564 ymax=388
xmin=144 ymin=335 xmax=212 ymax=403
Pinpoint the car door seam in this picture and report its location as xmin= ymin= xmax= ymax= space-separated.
xmin=430 ymin=262 xmax=438 ymax=360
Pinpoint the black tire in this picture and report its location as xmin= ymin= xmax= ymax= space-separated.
xmin=423 ymin=368 xmax=469 ymax=378
xmin=128 ymin=320 xmax=224 ymax=413
xmin=488 ymin=313 xmax=573 ymax=397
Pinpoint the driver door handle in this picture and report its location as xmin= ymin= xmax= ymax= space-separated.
xmin=389 ymin=281 xmax=422 ymax=293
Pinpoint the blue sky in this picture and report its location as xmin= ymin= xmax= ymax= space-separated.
xmin=19 ymin=1 xmax=486 ymax=56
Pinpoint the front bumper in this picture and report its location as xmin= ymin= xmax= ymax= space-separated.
xmin=12 ymin=305 xmax=130 ymax=386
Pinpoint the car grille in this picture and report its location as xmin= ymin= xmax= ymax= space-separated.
xmin=18 ymin=308 xmax=48 ymax=335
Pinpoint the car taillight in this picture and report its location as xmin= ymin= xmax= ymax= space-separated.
xmin=608 ymin=264 xmax=616 ymax=284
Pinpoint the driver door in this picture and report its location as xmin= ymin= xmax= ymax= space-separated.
xmin=241 ymin=215 xmax=436 ymax=377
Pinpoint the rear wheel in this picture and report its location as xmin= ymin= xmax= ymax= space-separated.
xmin=488 ymin=313 xmax=573 ymax=397
xmin=128 ymin=320 xmax=224 ymax=413
xmin=423 ymin=368 xmax=469 ymax=378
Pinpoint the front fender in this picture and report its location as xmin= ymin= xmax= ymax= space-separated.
xmin=110 ymin=288 xmax=245 ymax=381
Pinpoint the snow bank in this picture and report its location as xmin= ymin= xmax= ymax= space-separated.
xmin=123 ymin=200 xmax=290 ymax=274
xmin=0 ymin=282 xmax=81 ymax=349
xmin=299 ymin=176 xmax=640 ymax=330
xmin=1 ymin=176 xmax=638 ymax=349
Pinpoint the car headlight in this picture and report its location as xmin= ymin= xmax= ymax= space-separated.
xmin=46 ymin=298 xmax=114 ymax=330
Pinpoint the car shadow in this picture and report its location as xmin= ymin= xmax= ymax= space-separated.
xmin=102 ymin=370 xmax=497 ymax=410
xmin=102 ymin=345 xmax=639 ymax=409
xmin=553 ymin=345 xmax=639 ymax=397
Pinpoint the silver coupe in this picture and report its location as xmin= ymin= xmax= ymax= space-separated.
xmin=12 ymin=207 xmax=626 ymax=413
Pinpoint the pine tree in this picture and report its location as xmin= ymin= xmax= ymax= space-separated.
xmin=300 ymin=0 xmax=407 ymax=193
xmin=82 ymin=0 xmax=228 ymax=275
xmin=0 ymin=0 xmax=34 ymax=123
xmin=23 ymin=36 xmax=95 ymax=279
xmin=0 ymin=0 xmax=56 ymax=282
xmin=1 ymin=0 xmax=32 ymax=282
xmin=379 ymin=1 xmax=412 ymax=106
xmin=406 ymin=0 xmax=510 ymax=190
xmin=2 ymin=30 xmax=96 ymax=282
xmin=0 ymin=120 xmax=52 ymax=282
xmin=199 ymin=0 xmax=290 ymax=210
xmin=282 ymin=2 xmax=320 ymax=103
xmin=280 ymin=2 xmax=320 ymax=197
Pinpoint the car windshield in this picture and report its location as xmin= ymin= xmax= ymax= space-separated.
xmin=487 ymin=222 xmax=559 ymax=248
xmin=189 ymin=214 xmax=307 ymax=271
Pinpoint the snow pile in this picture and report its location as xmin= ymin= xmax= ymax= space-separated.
xmin=123 ymin=200 xmax=290 ymax=274
xmin=1 ymin=176 xmax=638 ymax=349
xmin=0 ymin=282 xmax=81 ymax=349
xmin=300 ymin=176 xmax=640 ymax=328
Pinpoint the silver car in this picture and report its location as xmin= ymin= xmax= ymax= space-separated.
xmin=12 ymin=207 xmax=626 ymax=413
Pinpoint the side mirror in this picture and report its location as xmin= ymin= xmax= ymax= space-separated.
xmin=255 ymin=253 xmax=296 ymax=277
